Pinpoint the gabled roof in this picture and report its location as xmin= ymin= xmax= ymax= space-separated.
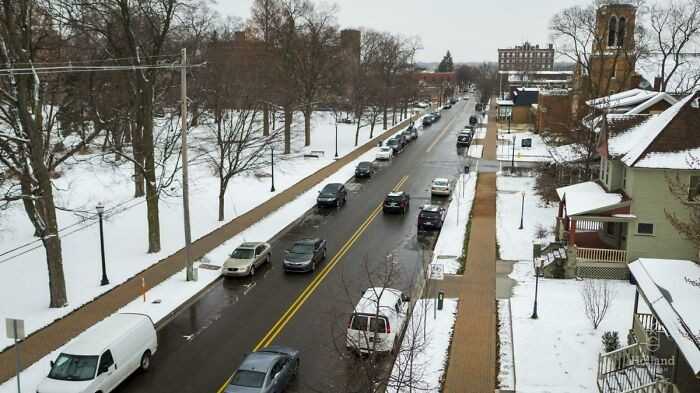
xmin=621 ymin=92 xmax=700 ymax=168
xmin=629 ymin=259 xmax=700 ymax=377
xmin=586 ymin=89 xmax=660 ymax=111
xmin=556 ymin=181 xmax=625 ymax=216
xmin=625 ymin=92 xmax=678 ymax=115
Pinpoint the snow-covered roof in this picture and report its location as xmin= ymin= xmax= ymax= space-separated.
xmin=556 ymin=181 xmax=624 ymax=216
xmin=548 ymin=144 xmax=587 ymax=164
xmin=629 ymin=259 xmax=700 ymax=377
xmin=586 ymin=89 xmax=660 ymax=111
xmin=354 ymin=287 xmax=403 ymax=314
xmin=621 ymin=92 xmax=699 ymax=168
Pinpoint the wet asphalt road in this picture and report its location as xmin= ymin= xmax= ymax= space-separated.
xmin=115 ymin=97 xmax=479 ymax=393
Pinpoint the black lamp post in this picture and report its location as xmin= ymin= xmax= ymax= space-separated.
xmin=270 ymin=145 xmax=276 ymax=192
xmin=531 ymin=260 xmax=542 ymax=319
xmin=519 ymin=191 xmax=525 ymax=230
xmin=511 ymin=135 xmax=516 ymax=174
xmin=335 ymin=124 xmax=339 ymax=158
xmin=96 ymin=202 xmax=109 ymax=286
xmin=508 ymin=113 xmax=511 ymax=134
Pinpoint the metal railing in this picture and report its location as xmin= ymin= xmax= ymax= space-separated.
xmin=574 ymin=219 xmax=604 ymax=232
xmin=576 ymin=247 xmax=628 ymax=264
xmin=597 ymin=343 xmax=675 ymax=393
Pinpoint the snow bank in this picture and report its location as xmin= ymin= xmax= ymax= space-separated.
xmin=497 ymin=299 xmax=515 ymax=391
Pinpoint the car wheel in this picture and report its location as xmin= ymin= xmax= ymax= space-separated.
xmin=140 ymin=350 xmax=152 ymax=372
xmin=266 ymin=255 xmax=271 ymax=265
xmin=292 ymin=359 xmax=300 ymax=379
xmin=323 ymin=247 xmax=327 ymax=260
xmin=250 ymin=265 xmax=255 ymax=277
xmin=336 ymin=199 xmax=341 ymax=208
xmin=312 ymin=260 xmax=317 ymax=272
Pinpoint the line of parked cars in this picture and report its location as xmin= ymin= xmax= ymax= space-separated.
xmin=422 ymin=111 xmax=441 ymax=127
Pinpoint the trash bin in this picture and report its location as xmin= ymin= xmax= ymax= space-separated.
xmin=437 ymin=291 xmax=444 ymax=310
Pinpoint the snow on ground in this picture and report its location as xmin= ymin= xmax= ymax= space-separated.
xmin=387 ymin=298 xmax=458 ymax=393
xmin=497 ymin=130 xmax=551 ymax=163
xmin=497 ymin=299 xmax=515 ymax=391
xmin=430 ymin=174 xmax=477 ymax=274
xmin=496 ymin=175 xmax=556 ymax=261
xmin=472 ymin=126 xmax=487 ymax=140
xmin=0 ymin=111 xmax=419 ymax=351
xmin=496 ymin=173 xmax=637 ymax=393
xmin=467 ymin=144 xmax=483 ymax=158
xmin=0 ymin=118 xmax=417 ymax=392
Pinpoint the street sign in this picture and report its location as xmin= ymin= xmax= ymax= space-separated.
xmin=5 ymin=318 xmax=24 ymax=340
xmin=429 ymin=263 xmax=444 ymax=280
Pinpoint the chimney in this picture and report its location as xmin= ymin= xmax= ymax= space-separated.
xmin=653 ymin=77 xmax=663 ymax=92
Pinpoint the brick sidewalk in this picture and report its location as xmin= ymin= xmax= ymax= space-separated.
xmin=0 ymin=116 xmax=420 ymax=384
xmin=442 ymin=101 xmax=498 ymax=393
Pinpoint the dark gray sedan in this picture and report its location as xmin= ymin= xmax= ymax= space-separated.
xmin=225 ymin=346 xmax=300 ymax=393
xmin=282 ymin=238 xmax=327 ymax=273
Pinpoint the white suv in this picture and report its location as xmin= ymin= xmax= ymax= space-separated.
xmin=346 ymin=287 xmax=410 ymax=354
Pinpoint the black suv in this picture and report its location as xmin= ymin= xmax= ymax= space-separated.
xmin=383 ymin=191 xmax=410 ymax=214
xmin=457 ymin=132 xmax=472 ymax=146
xmin=422 ymin=115 xmax=434 ymax=127
xmin=469 ymin=115 xmax=478 ymax=126
xmin=417 ymin=205 xmax=446 ymax=231
xmin=432 ymin=112 xmax=442 ymax=121
xmin=355 ymin=161 xmax=373 ymax=178
xmin=386 ymin=137 xmax=402 ymax=155
xmin=317 ymin=183 xmax=348 ymax=207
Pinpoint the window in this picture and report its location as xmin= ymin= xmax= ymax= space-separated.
xmin=608 ymin=16 xmax=618 ymax=47
xmin=98 ymin=350 xmax=114 ymax=374
xmin=605 ymin=222 xmax=616 ymax=236
xmin=637 ymin=223 xmax=654 ymax=235
xmin=617 ymin=17 xmax=627 ymax=47
xmin=688 ymin=175 xmax=700 ymax=201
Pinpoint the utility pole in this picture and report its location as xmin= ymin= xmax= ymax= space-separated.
xmin=181 ymin=48 xmax=195 ymax=282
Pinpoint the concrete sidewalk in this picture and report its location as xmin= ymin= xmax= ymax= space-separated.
xmin=0 ymin=116 xmax=420 ymax=384
xmin=442 ymin=101 xmax=498 ymax=393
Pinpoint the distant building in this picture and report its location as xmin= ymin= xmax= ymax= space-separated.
xmin=416 ymin=72 xmax=456 ymax=105
xmin=498 ymin=42 xmax=554 ymax=72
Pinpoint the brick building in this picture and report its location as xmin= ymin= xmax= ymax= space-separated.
xmin=498 ymin=42 xmax=554 ymax=72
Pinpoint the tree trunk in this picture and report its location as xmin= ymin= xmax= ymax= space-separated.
xmin=141 ymin=81 xmax=160 ymax=253
xmin=383 ymin=106 xmax=388 ymax=130
xmin=355 ymin=118 xmax=361 ymax=146
xmin=132 ymin=123 xmax=145 ymax=197
xmin=303 ymin=107 xmax=312 ymax=147
xmin=392 ymin=107 xmax=396 ymax=126
xmin=370 ymin=116 xmax=377 ymax=138
xmin=218 ymin=185 xmax=226 ymax=222
xmin=284 ymin=107 xmax=292 ymax=154
xmin=263 ymin=105 xmax=270 ymax=136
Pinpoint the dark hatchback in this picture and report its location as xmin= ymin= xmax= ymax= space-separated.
xmin=417 ymin=205 xmax=446 ymax=231
xmin=422 ymin=115 xmax=434 ymax=127
xmin=316 ymin=183 xmax=347 ymax=208
xmin=355 ymin=161 xmax=373 ymax=178
xmin=283 ymin=238 xmax=327 ymax=273
xmin=383 ymin=191 xmax=410 ymax=214
xmin=386 ymin=137 xmax=402 ymax=155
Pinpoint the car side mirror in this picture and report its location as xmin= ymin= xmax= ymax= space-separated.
xmin=50 ymin=360 xmax=55 ymax=369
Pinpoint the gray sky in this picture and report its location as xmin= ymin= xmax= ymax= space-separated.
xmin=210 ymin=0 xmax=590 ymax=63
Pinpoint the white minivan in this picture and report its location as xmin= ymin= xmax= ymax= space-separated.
xmin=346 ymin=287 xmax=410 ymax=354
xmin=37 ymin=313 xmax=158 ymax=393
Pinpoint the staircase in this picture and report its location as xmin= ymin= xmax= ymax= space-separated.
xmin=533 ymin=241 xmax=570 ymax=278
xmin=597 ymin=343 xmax=676 ymax=393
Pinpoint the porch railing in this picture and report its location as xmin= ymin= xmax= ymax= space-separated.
xmin=623 ymin=381 xmax=678 ymax=393
xmin=576 ymin=247 xmax=627 ymax=264
xmin=598 ymin=343 xmax=664 ymax=393
xmin=574 ymin=219 xmax=604 ymax=232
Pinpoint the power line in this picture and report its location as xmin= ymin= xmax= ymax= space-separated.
xmin=4 ymin=53 xmax=182 ymax=67
xmin=0 ymin=62 xmax=206 ymax=76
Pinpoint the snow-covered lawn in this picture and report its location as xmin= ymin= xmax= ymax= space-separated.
xmin=0 ymin=111 xmax=419 ymax=351
xmin=496 ymin=175 xmax=556 ymax=261
xmin=0 ymin=118 xmax=414 ymax=393
xmin=497 ymin=130 xmax=551 ymax=163
xmin=387 ymin=298 xmax=458 ymax=393
xmin=496 ymin=174 xmax=637 ymax=393
xmin=430 ymin=174 xmax=478 ymax=274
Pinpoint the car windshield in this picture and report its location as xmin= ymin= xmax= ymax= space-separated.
xmin=386 ymin=195 xmax=403 ymax=202
xmin=357 ymin=162 xmax=370 ymax=169
xmin=380 ymin=147 xmax=391 ymax=152
xmin=288 ymin=243 xmax=314 ymax=255
xmin=433 ymin=180 xmax=449 ymax=187
xmin=230 ymin=370 xmax=266 ymax=388
xmin=420 ymin=210 xmax=440 ymax=218
xmin=48 ymin=353 xmax=98 ymax=381
xmin=231 ymin=248 xmax=255 ymax=259
xmin=387 ymin=139 xmax=398 ymax=146
xmin=322 ymin=184 xmax=340 ymax=193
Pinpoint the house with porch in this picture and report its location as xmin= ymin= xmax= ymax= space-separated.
xmin=537 ymin=90 xmax=700 ymax=279
xmin=597 ymin=258 xmax=700 ymax=393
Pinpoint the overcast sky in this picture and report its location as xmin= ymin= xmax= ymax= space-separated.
xmin=210 ymin=0 xmax=593 ymax=63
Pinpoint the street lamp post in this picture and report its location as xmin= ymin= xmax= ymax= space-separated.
xmin=511 ymin=135 xmax=516 ymax=174
xmin=96 ymin=203 xmax=109 ymax=286
xmin=519 ymin=191 xmax=525 ymax=230
xmin=531 ymin=260 xmax=542 ymax=319
xmin=270 ymin=145 xmax=276 ymax=192
xmin=508 ymin=113 xmax=511 ymax=134
xmin=335 ymin=124 xmax=339 ymax=158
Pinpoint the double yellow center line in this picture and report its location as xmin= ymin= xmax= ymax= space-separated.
xmin=217 ymin=175 xmax=410 ymax=393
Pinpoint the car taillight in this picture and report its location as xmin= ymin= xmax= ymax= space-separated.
xmin=386 ymin=320 xmax=391 ymax=333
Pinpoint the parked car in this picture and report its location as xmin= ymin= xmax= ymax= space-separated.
xmin=396 ymin=134 xmax=408 ymax=148
xmin=457 ymin=131 xmax=472 ymax=146
xmin=223 ymin=242 xmax=272 ymax=277
xmin=317 ymin=183 xmax=347 ymax=207
xmin=385 ymin=137 xmax=402 ymax=155
xmin=401 ymin=129 xmax=413 ymax=143
xmin=431 ymin=112 xmax=442 ymax=121
xmin=430 ymin=178 xmax=451 ymax=196
xmin=443 ymin=103 xmax=452 ymax=110
xmin=383 ymin=191 xmax=410 ymax=214
xmin=417 ymin=205 xmax=447 ymax=231
xmin=355 ymin=161 xmax=374 ymax=178
xmin=422 ymin=115 xmax=434 ymax=127
xmin=450 ymin=98 xmax=458 ymax=105
xmin=38 ymin=313 xmax=157 ymax=393
xmin=346 ymin=288 xmax=410 ymax=354
xmin=376 ymin=146 xmax=393 ymax=161
xmin=469 ymin=115 xmax=478 ymax=126
xmin=283 ymin=238 xmax=327 ymax=273
xmin=224 ymin=345 xmax=300 ymax=393
xmin=406 ymin=127 xmax=418 ymax=140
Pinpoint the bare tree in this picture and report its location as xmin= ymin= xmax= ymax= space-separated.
xmin=648 ymin=0 xmax=700 ymax=92
xmin=580 ymin=279 xmax=615 ymax=329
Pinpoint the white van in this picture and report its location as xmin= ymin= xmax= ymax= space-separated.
xmin=346 ymin=287 xmax=410 ymax=354
xmin=37 ymin=313 xmax=158 ymax=393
